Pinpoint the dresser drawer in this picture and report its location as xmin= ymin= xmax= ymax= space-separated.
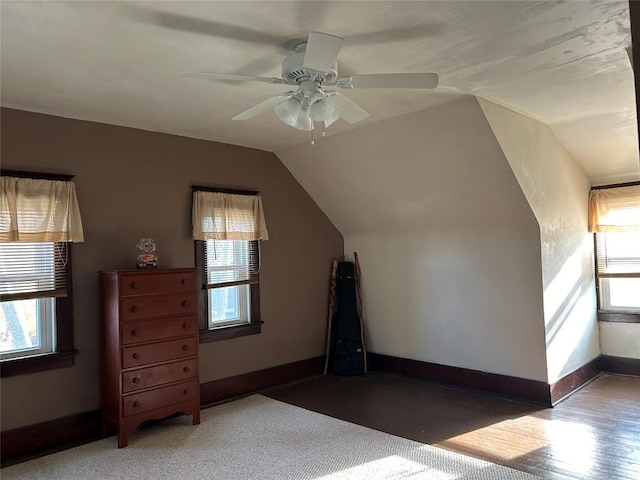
xmin=121 ymin=293 xmax=197 ymax=321
xmin=121 ymin=316 xmax=197 ymax=345
xmin=120 ymin=271 xmax=197 ymax=297
xmin=122 ymin=337 xmax=197 ymax=369
xmin=122 ymin=359 xmax=197 ymax=393
xmin=123 ymin=380 xmax=198 ymax=417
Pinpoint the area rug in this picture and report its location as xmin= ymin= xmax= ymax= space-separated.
xmin=3 ymin=394 xmax=540 ymax=479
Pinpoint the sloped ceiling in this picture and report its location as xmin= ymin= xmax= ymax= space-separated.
xmin=1 ymin=1 xmax=638 ymax=182
xmin=277 ymin=95 xmax=539 ymax=234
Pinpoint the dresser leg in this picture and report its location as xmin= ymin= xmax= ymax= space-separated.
xmin=117 ymin=431 xmax=128 ymax=448
xmin=193 ymin=408 xmax=200 ymax=425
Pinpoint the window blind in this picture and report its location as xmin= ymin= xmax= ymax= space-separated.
xmin=0 ymin=242 xmax=68 ymax=301
xmin=203 ymin=239 xmax=259 ymax=289
xmin=595 ymin=231 xmax=640 ymax=277
xmin=0 ymin=176 xmax=84 ymax=242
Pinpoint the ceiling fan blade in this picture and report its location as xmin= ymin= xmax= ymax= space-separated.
xmin=233 ymin=95 xmax=292 ymax=121
xmin=302 ymin=32 xmax=344 ymax=73
xmin=124 ymin=6 xmax=284 ymax=47
xmin=330 ymin=94 xmax=369 ymax=124
xmin=181 ymin=72 xmax=284 ymax=84
xmin=346 ymin=73 xmax=439 ymax=89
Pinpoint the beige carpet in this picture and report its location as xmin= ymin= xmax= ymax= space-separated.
xmin=3 ymin=395 xmax=540 ymax=479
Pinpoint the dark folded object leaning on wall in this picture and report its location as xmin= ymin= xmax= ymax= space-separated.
xmin=330 ymin=261 xmax=365 ymax=375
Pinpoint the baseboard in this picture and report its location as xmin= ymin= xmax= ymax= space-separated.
xmin=549 ymin=357 xmax=602 ymax=405
xmin=1 ymin=355 xmax=324 ymax=466
xmin=3 ymin=353 xmax=635 ymax=465
xmin=368 ymin=353 xmax=552 ymax=406
xmin=200 ymin=355 xmax=325 ymax=406
xmin=600 ymin=355 xmax=640 ymax=376
xmin=1 ymin=410 xmax=101 ymax=467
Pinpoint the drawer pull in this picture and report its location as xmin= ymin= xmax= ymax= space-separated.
xmin=132 ymin=353 xmax=140 ymax=360
xmin=183 ymin=366 xmax=190 ymax=373
xmin=131 ymin=329 xmax=139 ymax=336
xmin=183 ymin=389 xmax=189 ymax=395
xmin=181 ymin=278 xmax=188 ymax=285
xmin=130 ymin=282 xmax=136 ymax=289
xmin=133 ymin=400 xmax=140 ymax=408
xmin=182 ymin=300 xmax=191 ymax=308
xmin=131 ymin=305 xmax=139 ymax=313
xmin=132 ymin=377 xmax=140 ymax=384
xmin=182 ymin=344 xmax=190 ymax=351
xmin=182 ymin=322 xmax=189 ymax=329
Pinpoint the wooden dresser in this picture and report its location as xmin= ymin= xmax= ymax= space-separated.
xmin=99 ymin=268 xmax=200 ymax=447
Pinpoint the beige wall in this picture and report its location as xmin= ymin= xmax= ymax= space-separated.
xmin=278 ymin=96 xmax=549 ymax=382
xmin=479 ymin=99 xmax=599 ymax=383
xmin=0 ymin=108 xmax=343 ymax=430
xmin=600 ymin=323 xmax=640 ymax=359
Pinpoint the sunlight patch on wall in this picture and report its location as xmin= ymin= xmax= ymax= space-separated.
xmin=543 ymin=247 xmax=584 ymax=325
xmin=543 ymin=241 xmax=597 ymax=381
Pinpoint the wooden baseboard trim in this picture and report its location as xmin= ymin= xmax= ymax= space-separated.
xmin=1 ymin=356 xmax=324 ymax=466
xmin=600 ymin=355 xmax=640 ymax=376
xmin=4 ymin=353 xmax=634 ymax=465
xmin=368 ymin=353 xmax=552 ymax=406
xmin=200 ymin=355 xmax=325 ymax=406
xmin=549 ymin=357 xmax=602 ymax=405
xmin=1 ymin=410 xmax=101 ymax=467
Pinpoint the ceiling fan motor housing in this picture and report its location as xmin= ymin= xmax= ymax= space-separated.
xmin=281 ymin=51 xmax=338 ymax=85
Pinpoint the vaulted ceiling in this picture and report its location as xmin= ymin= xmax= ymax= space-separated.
xmin=1 ymin=1 xmax=638 ymax=183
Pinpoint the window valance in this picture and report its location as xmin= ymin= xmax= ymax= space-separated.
xmin=588 ymin=184 xmax=640 ymax=233
xmin=0 ymin=176 xmax=84 ymax=242
xmin=192 ymin=191 xmax=269 ymax=241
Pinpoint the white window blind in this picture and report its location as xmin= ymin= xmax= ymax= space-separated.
xmin=0 ymin=242 xmax=68 ymax=301
xmin=595 ymin=231 xmax=640 ymax=277
xmin=203 ymin=239 xmax=259 ymax=289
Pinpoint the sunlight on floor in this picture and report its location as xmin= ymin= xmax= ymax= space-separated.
xmin=436 ymin=416 xmax=595 ymax=474
xmin=546 ymin=420 xmax=596 ymax=475
xmin=313 ymin=452 xmax=458 ymax=480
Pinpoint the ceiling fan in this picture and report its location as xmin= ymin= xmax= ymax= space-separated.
xmin=182 ymin=32 xmax=439 ymax=135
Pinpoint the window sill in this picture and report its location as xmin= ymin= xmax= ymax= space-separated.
xmin=199 ymin=321 xmax=263 ymax=343
xmin=597 ymin=311 xmax=640 ymax=323
xmin=0 ymin=350 xmax=78 ymax=378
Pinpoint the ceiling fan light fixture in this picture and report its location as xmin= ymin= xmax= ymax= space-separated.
xmin=309 ymin=97 xmax=336 ymax=122
xmin=274 ymin=98 xmax=313 ymax=131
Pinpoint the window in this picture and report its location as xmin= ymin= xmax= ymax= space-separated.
xmin=595 ymin=231 xmax=640 ymax=312
xmin=0 ymin=242 xmax=61 ymax=360
xmin=1 ymin=297 xmax=55 ymax=360
xmin=192 ymin=187 xmax=268 ymax=342
xmin=589 ymin=184 xmax=640 ymax=317
xmin=201 ymin=239 xmax=258 ymax=328
xmin=0 ymin=171 xmax=84 ymax=377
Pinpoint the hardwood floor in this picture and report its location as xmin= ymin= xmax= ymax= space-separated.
xmin=264 ymin=372 xmax=640 ymax=479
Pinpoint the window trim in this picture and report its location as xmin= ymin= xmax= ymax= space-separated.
xmin=0 ymin=169 xmax=77 ymax=378
xmin=192 ymin=185 xmax=263 ymax=343
xmin=597 ymin=311 xmax=640 ymax=323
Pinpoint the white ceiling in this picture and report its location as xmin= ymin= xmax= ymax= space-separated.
xmin=1 ymin=1 xmax=638 ymax=182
